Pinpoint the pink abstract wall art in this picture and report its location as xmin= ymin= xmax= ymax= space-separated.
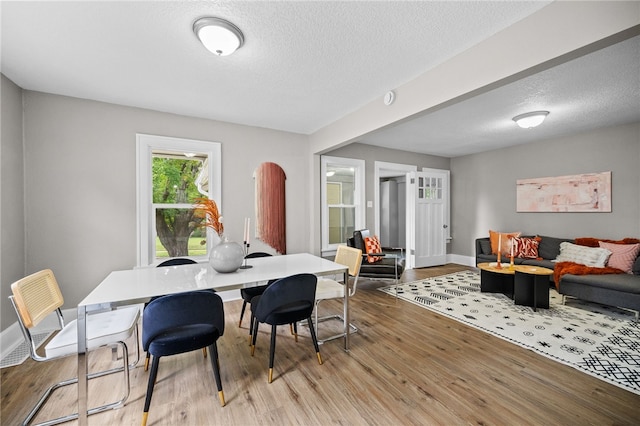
xmin=516 ymin=171 xmax=611 ymax=212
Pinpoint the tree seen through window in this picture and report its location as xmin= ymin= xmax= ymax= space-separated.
xmin=152 ymin=154 xmax=207 ymax=258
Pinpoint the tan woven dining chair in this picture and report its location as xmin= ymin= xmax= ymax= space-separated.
xmin=313 ymin=245 xmax=363 ymax=343
xmin=9 ymin=269 xmax=140 ymax=426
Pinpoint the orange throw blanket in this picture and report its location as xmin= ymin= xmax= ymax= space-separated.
xmin=553 ymin=261 xmax=624 ymax=291
xmin=575 ymin=237 xmax=640 ymax=247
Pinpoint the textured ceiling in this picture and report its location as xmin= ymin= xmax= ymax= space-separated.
xmin=1 ymin=1 xmax=638 ymax=157
xmin=360 ymin=35 xmax=640 ymax=156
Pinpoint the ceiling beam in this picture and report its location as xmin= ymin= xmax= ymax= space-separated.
xmin=309 ymin=1 xmax=640 ymax=155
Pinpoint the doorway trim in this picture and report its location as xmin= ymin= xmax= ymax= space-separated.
xmin=374 ymin=161 xmax=417 ymax=239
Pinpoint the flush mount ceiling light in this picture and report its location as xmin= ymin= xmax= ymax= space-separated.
xmin=193 ymin=17 xmax=244 ymax=56
xmin=512 ymin=111 xmax=549 ymax=129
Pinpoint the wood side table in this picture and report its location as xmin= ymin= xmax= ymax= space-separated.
xmin=478 ymin=262 xmax=516 ymax=298
xmin=477 ymin=263 xmax=554 ymax=311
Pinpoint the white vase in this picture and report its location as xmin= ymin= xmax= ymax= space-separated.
xmin=209 ymin=238 xmax=244 ymax=273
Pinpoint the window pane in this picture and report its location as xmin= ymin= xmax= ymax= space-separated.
xmin=327 ymin=182 xmax=342 ymax=204
xmin=321 ymin=156 xmax=364 ymax=252
xmin=152 ymin=152 xmax=209 ymax=260
xmin=326 ymin=165 xmax=355 ymax=205
xmin=155 ymin=208 xmax=207 ymax=258
xmin=328 ymin=206 xmax=355 ymax=244
xmin=327 ymin=164 xmax=356 ymax=244
xmin=152 ymin=155 xmax=206 ymax=204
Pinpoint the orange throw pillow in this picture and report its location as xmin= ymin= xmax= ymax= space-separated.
xmin=364 ymin=236 xmax=383 ymax=263
xmin=489 ymin=230 xmax=521 ymax=256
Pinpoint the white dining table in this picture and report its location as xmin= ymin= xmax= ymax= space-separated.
xmin=76 ymin=253 xmax=348 ymax=425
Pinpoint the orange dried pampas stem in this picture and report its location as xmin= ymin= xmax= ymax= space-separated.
xmin=194 ymin=197 xmax=224 ymax=237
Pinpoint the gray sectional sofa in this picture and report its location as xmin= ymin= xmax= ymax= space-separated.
xmin=475 ymin=235 xmax=640 ymax=315
xmin=476 ymin=235 xmax=572 ymax=272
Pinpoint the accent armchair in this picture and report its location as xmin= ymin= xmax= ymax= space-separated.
xmin=347 ymin=229 xmax=405 ymax=282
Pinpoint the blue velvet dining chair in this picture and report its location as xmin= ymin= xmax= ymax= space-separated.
xmin=144 ymin=257 xmax=204 ymax=370
xmin=249 ymin=273 xmax=323 ymax=383
xmin=238 ymin=252 xmax=274 ymax=328
xmin=240 ymin=252 xmax=294 ymax=346
xmin=141 ymin=290 xmax=226 ymax=426
xmin=157 ymin=257 xmax=197 ymax=267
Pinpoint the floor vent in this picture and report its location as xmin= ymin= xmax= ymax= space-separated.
xmin=0 ymin=332 xmax=52 ymax=369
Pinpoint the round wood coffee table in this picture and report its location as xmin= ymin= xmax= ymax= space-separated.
xmin=477 ymin=262 xmax=554 ymax=311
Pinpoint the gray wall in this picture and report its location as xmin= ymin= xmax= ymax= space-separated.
xmin=325 ymin=142 xmax=450 ymax=231
xmin=1 ymin=75 xmax=26 ymax=330
xmin=450 ymin=122 xmax=640 ymax=258
xmin=4 ymin=90 xmax=309 ymax=329
xmin=4 ymin=87 xmax=638 ymax=333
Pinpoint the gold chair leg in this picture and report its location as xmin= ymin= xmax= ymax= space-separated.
xmin=218 ymin=390 xmax=226 ymax=407
xmin=289 ymin=323 xmax=294 ymax=335
xmin=268 ymin=368 xmax=273 ymax=383
xmin=202 ymin=347 xmax=207 ymax=358
xmin=144 ymin=356 xmax=149 ymax=371
xmin=141 ymin=411 xmax=149 ymax=426
xmin=317 ymin=352 xmax=323 ymax=365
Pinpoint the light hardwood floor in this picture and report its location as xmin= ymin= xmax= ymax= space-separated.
xmin=2 ymin=263 xmax=639 ymax=425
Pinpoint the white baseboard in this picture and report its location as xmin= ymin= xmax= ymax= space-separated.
xmin=447 ymin=254 xmax=475 ymax=267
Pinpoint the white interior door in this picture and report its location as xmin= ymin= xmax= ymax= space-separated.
xmin=406 ymin=170 xmax=448 ymax=268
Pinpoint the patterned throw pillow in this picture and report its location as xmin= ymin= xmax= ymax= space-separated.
xmin=555 ymin=242 xmax=612 ymax=267
xmin=599 ymin=241 xmax=640 ymax=274
xmin=364 ymin=236 xmax=383 ymax=263
xmin=512 ymin=236 xmax=541 ymax=259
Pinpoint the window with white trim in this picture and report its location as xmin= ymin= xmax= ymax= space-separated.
xmin=136 ymin=134 xmax=221 ymax=266
xmin=321 ymin=156 xmax=365 ymax=253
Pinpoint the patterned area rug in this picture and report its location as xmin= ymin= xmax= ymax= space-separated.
xmin=379 ymin=271 xmax=640 ymax=395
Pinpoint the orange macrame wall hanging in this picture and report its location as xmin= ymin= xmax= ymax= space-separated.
xmin=254 ymin=162 xmax=286 ymax=254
